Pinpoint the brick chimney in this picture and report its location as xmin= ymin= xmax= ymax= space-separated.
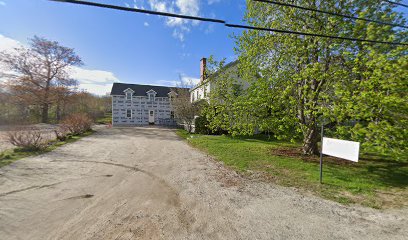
xmin=200 ymin=57 xmax=207 ymax=83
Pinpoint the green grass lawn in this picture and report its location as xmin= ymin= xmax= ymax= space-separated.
xmin=176 ymin=130 xmax=408 ymax=209
xmin=96 ymin=112 xmax=112 ymax=124
xmin=0 ymin=130 xmax=94 ymax=168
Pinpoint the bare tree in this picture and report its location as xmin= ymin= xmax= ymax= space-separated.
xmin=0 ymin=36 xmax=82 ymax=123
xmin=170 ymin=78 xmax=198 ymax=133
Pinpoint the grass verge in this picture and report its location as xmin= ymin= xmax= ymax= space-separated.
xmin=96 ymin=112 xmax=112 ymax=125
xmin=0 ymin=130 xmax=95 ymax=168
xmin=176 ymin=129 xmax=408 ymax=209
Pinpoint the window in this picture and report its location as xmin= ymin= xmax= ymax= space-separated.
xmin=170 ymin=111 xmax=175 ymax=119
xmin=126 ymin=109 xmax=132 ymax=118
xmin=148 ymin=93 xmax=155 ymax=102
xmin=126 ymin=92 xmax=132 ymax=101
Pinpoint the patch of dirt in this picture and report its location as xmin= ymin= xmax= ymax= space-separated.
xmin=375 ymin=189 xmax=408 ymax=209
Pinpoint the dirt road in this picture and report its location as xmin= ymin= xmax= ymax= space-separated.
xmin=0 ymin=127 xmax=407 ymax=240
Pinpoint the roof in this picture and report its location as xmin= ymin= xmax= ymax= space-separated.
xmin=191 ymin=60 xmax=239 ymax=91
xmin=110 ymin=83 xmax=188 ymax=97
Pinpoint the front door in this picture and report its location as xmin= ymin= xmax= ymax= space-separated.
xmin=148 ymin=110 xmax=155 ymax=124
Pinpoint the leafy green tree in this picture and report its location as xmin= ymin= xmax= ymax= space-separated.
xmin=233 ymin=0 xmax=407 ymax=157
xmin=202 ymin=57 xmax=261 ymax=136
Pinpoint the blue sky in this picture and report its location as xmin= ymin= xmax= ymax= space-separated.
xmin=0 ymin=0 xmax=247 ymax=95
xmin=0 ymin=0 xmax=407 ymax=95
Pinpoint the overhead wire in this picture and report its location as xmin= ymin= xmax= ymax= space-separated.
xmin=225 ymin=23 xmax=407 ymax=45
xmin=384 ymin=1 xmax=408 ymax=8
xmin=253 ymin=0 xmax=408 ymax=29
xmin=49 ymin=0 xmax=408 ymax=46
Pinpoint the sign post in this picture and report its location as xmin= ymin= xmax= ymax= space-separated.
xmin=319 ymin=126 xmax=360 ymax=184
xmin=319 ymin=124 xmax=324 ymax=184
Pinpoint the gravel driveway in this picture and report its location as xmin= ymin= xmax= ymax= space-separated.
xmin=0 ymin=127 xmax=407 ymax=240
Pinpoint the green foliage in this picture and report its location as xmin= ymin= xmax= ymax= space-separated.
xmin=194 ymin=116 xmax=211 ymax=134
xmin=202 ymin=56 xmax=263 ymax=136
xmin=176 ymin=129 xmax=192 ymax=139
xmin=178 ymin=130 xmax=408 ymax=208
xmin=331 ymin=47 xmax=408 ymax=159
xmin=96 ymin=112 xmax=112 ymax=125
xmin=201 ymin=0 xmax=408 ymax=157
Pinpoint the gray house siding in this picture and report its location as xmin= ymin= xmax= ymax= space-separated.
xmin=112 ymin=95 xmax=173 ymax=125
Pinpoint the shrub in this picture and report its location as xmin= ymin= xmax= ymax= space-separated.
xmin=54 ymin=126 xmax=71 ymax=141
xmin=7 ymin=127 xmax=48 ymax=151
xmin=61 ymin=113 xmax=93 ymax=135
xmin=195 ymin=116 xmax=211 ymax=134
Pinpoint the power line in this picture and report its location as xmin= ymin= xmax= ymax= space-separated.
xmin=50 ymin=0 xmax=408 ymax=46
xmin=384 ymin=1 xmax=408 ymax=8
xmin=50 ymin=0 xmax=225 ymax=24
xmin=225 ymin=23 xmax=407 ymax=45
xmin=253 ymin=0 xmax=408 ymax=29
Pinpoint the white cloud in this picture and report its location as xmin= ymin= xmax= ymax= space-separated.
xmin=207 ymin=0 xmax=221 ymax=5
xmin=69 ymin=66 xmax=119 ymax=95
xmin=172 ymin=29 xmax=185 ymax=42
xmin=0 ymin=35 xmax=22 ymax=80
xmin=175 ymin=0 xmax=199 ymax=16
xmin=0 ymin=35 xmax=21 ymax=52
xmin=143 ymin=0 xmax=200 ymax=41
xmin=155 ymin=73 xmax=199 ymax=88
xmin=144 ymin=21 xmax=149 ymax=27
xmin=0 ymin=34 xmax=119 ymax=95
xmin=181 ymin=75 xmax=200 ymax=85
xmin=0 ymin=1 xmax=6 ymax=7
xmin=77 ymin=83 xmax=115 ymax=96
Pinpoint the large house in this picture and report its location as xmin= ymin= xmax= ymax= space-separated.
xmin=190 ymin=58 xmax=250 ymax=103
xmin=110 ymin=83 xmax=186 ymax=126
xmin=110 ymin=58 xmax=248 ymax=126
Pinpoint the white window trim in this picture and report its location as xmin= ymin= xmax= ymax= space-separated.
xmin=126 ymin=92 xmax=132 ymax=101
xmin=148 ymin=93 xmax=155 ymax=102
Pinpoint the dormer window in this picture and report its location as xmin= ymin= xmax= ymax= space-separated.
xmin=123 ymin=88 xmax=134 ymax=101
xmin=126 ymin=92 xmax=132 ymax=100
xmin=148 ymin=93 xmax=155 ymax=101
xmin=146 ymin=89 xmax=157 ymax=102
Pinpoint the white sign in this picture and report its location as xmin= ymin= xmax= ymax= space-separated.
xmin=322 ymin=137 xmax=360 ymax=162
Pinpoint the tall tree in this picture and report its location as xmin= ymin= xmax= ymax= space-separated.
xmin=331 ymin=1 xmax=408 ymax=158
xmin=235 ymin=0 xmax=407 ymax=156
xmin=0 ymin=36 xmax=82 ymax=123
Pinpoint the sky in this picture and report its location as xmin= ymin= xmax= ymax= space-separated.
xmin=0 ymin=0 xmax=407 ymax=95
xmin=0 ymin=0 xmax=246 ymax=95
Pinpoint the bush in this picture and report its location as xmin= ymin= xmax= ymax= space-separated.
xmin=7 ymin=127 xmax=48 ymax=151
xmin=54 ymin=126 xmax=71 ymax=141
xmin=61 ymin=113 xmax=93 ymax=136
xmin=195 ymin=116 xmax=211 ymax=134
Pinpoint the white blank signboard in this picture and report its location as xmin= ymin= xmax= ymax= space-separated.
xmin=322 ymin=137 xmax=360 ymax=162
